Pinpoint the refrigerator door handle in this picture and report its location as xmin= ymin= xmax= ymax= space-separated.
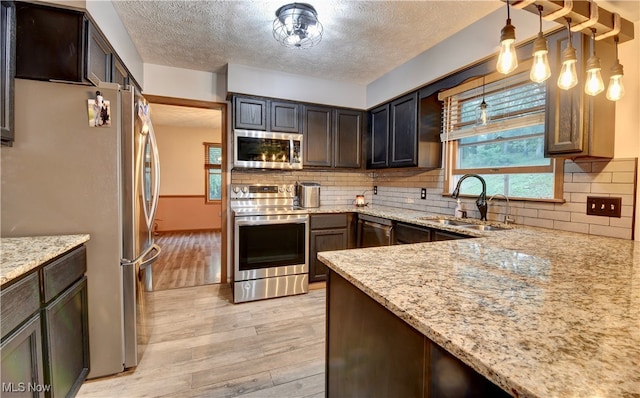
xmin=140 ymin=244 xmax=162 ymax=270
xmin=121 ymin=243 xmax=161 ymax=267
xmin=147 ymin=123 xmax=161 ymax=228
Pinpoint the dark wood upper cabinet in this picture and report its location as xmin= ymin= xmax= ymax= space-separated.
xmin=334 ymin=109 xmax=363 ymax=168
xmin=270 ymin=100 xmax=300 ymax=133
xmin=366 ymin=88 xmax=443 ymax=170
xmin=13 ymin=1 xmax=136 ymax=90
xmin=15 ymin=2 xmax=85 ymax=82
xmin=231 ymin=94 xmax=363 ymax=169
xmin=86 ymin=20 xmax=111 ymax=85
xmin=303 ymin=105 xmax=333 ymax=167
xmin=389 ymin=92 xmax=418 ymax=167
xmin=1 ymin=1 xmax=15 ymax=147
xmin=303 ymin=106 xmax=363 ymax=169
xmin=112 ymin=56 xmax=130 ymax=88
xmin=234 ymin=96 xmax=268 ymax=130
xmin=545 ymin=29 xmax=616 ymax=158
xmin=367 ymin=104 xmax=390 ymax=168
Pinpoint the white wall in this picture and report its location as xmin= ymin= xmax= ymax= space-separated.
xmin=227 ymin=64 xmax=366 ymax=109
xmin=143 ymin=64 xmax=226 ymax=102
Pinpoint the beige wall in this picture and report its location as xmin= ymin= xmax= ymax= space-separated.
xmin=155 ymin=124 xmax=221 ymax=195
xmin=154 ymin=123 xmax=222 ymax=231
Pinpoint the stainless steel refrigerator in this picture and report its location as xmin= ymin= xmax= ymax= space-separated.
xmin=1 ymin=78 xmax=161 ymax=378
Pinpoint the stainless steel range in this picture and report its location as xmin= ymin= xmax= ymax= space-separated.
xmin=230 ymin=184 xmax=309 ymax=303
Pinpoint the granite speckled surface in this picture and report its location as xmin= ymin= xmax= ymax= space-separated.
xmin=318 ymin=205 xmax=640 ymax=398
xmin=1 ymin=235 xmax=90 ymax=285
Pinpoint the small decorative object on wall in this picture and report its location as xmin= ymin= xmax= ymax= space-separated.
xmin=87 ymin=91 xmax=111 ymax=127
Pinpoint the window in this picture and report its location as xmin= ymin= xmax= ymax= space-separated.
xmin=204 ymin=143 xmax=222 ymax=202
xmin=440 ymin=68 xmax=562 ymax=200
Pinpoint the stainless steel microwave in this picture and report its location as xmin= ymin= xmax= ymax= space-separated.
xmin=233 ymin=130 xmax=303 ymax=169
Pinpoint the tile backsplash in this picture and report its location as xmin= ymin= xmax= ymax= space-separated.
xmin=370 ymin=158 xmax=637 ymax=240
xmin=231 ymin=169 xmax=374 ymax=206
xmin=231 ymin=157 xmax=636 ymax=240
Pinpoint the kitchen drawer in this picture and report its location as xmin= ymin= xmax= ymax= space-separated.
xmin=1 ymin=272 xmax=40 ymax=339
xmin=42 ymin=245 xmax=86 ymax=303
xmin=311 ymin=214 xmax=348 ymax=230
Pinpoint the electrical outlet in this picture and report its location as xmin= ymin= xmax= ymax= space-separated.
xmin=373 ymin=186 xmax=377 ymax=195
xmin=420 ymin=188 xmax=427 ymax=200
xmin=586 ymin=196 xmax=622 ymax=218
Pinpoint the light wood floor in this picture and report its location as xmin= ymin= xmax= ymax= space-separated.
xmin=77 ymin=284 xmax=326 ymax=397
xmin=153 ymin=231 xmax=222 ymax=291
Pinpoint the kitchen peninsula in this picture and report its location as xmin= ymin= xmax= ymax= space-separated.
xmin=319 ymin=214 xmax=640 ymax=398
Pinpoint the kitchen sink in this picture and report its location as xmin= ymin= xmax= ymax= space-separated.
xmin=419 ymin=217 xmax=473 ymax=226
xmin=459 ymin=224 xmax=509 ymax=231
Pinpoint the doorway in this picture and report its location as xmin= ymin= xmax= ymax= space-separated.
xmin=144 ymin=95 xmax=228 ymax=290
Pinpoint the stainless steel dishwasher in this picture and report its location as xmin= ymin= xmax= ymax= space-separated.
xmin=357 ymin=214 xmax=394 ymax=247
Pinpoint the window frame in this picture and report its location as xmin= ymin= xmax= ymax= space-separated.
xmin=439 ymin=63 xmax=564 ymax=202
xmin=204 ymin=142 xmax=222 ymax=204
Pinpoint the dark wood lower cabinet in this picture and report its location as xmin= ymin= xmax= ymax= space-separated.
xmin=0 ymin=245 xmax=89 ymax=398
xmin=43 ymin=277 xmax=89 ymax=398
xmin=326 ymin=271 xmax=510 ymax=398
xmin=0 ymin=315 xmax=45 ymax=398
xmin=310 ymin=229 xmax=348 ymax=282
xmin=309 ymin=214 xmax=355 ymax=282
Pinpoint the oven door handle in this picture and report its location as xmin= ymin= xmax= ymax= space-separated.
xmin=235 ymin=215 xmax=308 ymax=226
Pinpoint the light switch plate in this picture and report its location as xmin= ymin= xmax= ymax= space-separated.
xmin=586 ymin=196 xmax=622 ymax=218
xmin=373 ymin=186 xmax=377 ymax=195
xmin=420 ymin=188 xmax=427 ymax=200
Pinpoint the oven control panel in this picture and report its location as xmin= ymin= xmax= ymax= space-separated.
xmin=230 ymin=184 xmax=295 ymax=199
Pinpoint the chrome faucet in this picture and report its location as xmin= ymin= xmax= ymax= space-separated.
xmin=452 ymin=174 xmax=487 ymax=221
xmin=489 ymin=193 xmax=515 ymax=225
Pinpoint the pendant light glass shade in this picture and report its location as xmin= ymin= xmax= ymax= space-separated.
xmin=530 ymin=6 xmax=551 ymax=83
xmin=497 ymin=1 xmax=518 ymax=74
xmin=557 ymin=20 xmax=578 ymax=90
xmin=584 ymin=30 xmax=604 ymax=96
xmin=476 ymin=100 xmax=489 ymax=126
xmin=606 ymin=62 xmax=625 ymax=101
xmin=476 ymin=77 xmax=489 ymax=126
xmin=531 ymin=33 xmax=551 ymax=83
xmin=584 ymin=56 xmax=605 ymax=95
xmin=606 ymin=38 xmax=625 ymax=101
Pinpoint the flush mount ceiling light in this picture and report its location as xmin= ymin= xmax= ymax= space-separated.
xmin=273 ymin=3 xmax=323 ymax=49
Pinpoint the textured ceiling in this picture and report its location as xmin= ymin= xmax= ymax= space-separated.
xmin=112 ymin=0 xmax=505 ymax=86
xmin=113 ymin=0 xmax=638 ymax=128
xmin=150 ymin=103 xmax=222 ymax=129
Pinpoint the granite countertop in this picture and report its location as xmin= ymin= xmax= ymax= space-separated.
xmin=1 ymin=234 xmax=91 ymax=286
xmin=318 ymin=206 xmax=640 ymax=398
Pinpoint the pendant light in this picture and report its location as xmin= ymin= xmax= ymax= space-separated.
xmin=530 ymin=5 xmax=551 ymax=83
xmin=557 ymin=18 xmax=578 ymax=90
xmin=476 ymin=77 xmax=489 ymax=126
xmin=606 ymin=36 xmax=625 ymax=101
xmin=497 ymin=0 xmax=518 ymax=75
xmin=584 ymin=29 xmax=605 ymax=96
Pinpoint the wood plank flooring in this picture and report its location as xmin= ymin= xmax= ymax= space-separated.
xmin=153 ymin=231 xmax=221 ymax=291
xmin=77 ymin=284 xmax=326 ymax=398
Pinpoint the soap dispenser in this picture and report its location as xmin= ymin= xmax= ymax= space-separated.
xmin=454 ymin=199 xmax=464 ymax=218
